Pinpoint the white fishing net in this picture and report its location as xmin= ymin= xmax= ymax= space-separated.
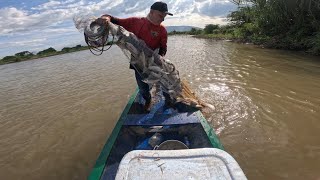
xmin=74 ymin=16 xmax=212 ymax=109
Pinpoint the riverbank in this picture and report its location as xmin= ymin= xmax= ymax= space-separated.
xmin=167 ymin=0 xmax=320 ymax=57
xmin=0 ymin=46 xmax=90 ymax=66
xmin=192 ymin=33 xmax=320 ymax=56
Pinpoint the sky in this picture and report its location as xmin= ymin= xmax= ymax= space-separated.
xmin=0 ymin=0 xmax=237 ymax=58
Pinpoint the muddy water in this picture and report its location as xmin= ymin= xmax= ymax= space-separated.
xmin=0 ymin=36 xmax=319 ymax=179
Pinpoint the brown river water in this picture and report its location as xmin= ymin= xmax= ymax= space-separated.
xmin=0 ymin=36 xmax=319 ymax=180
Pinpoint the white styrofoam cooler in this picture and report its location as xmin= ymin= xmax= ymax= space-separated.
xmin=115 ymin=148 xmax=247 ymax=180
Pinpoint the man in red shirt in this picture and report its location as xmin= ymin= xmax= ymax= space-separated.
xmin=98 ymin=1 xmax=173 ymax=111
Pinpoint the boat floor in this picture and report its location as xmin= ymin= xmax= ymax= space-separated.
xmin=98 ymin=90 xmax=216 ymax=179
xmin=124 ymin=88 xmax=201 ymax=126
xmin=87 ymin=88 xmax=225 ymax=180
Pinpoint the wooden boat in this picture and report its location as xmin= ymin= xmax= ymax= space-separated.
xmin=88 ymin=89 xmax=246 ymax=180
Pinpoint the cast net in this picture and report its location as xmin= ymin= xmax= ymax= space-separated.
xmin=74 ymin=16 xmax=214 ymax=110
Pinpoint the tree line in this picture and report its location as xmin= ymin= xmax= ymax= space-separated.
xmin=0 ymin=45 xmax=88 ymax=65
xmin=170 ymin=0 xmax=320 ymax=55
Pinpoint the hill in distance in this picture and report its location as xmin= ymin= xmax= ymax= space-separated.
xmin=166 ymin=26 xmax=202 ymax=33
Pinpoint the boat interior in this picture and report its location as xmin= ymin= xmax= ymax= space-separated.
xmin=100 ymin=92 xmax=215 ymax=179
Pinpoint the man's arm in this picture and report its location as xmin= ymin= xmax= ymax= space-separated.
xmin=159 ymin=45 xmax=167 ymax=56
xmin=101 ymin=14 xmax=119 ymax=25
xmin=100 ymin=14 xmax=137 ymax=32
xmin=159 ymin=27 xmax=168 ymax=56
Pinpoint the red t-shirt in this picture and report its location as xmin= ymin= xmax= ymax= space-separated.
xmin=111 ymin=17 xmax=167 ymax=56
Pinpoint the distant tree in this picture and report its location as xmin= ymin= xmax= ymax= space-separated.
xmin=204 ymin=24 xmax=219 ymax=34
xmin=15 ymin=51 xmax=34 ymax=57
xmin=75 ymin=45 xmax=82 ymax=48
xmin=188 ymin=28 xmax=203 ymax=35
xmin=37 ymin=47 xmax=57 ymax=55
xmin=61 ymin=47 xmax=72 ymax=52
xmin=1 ymin=56 xmax=21 ymax=63
xmin=190 ymin=28 xmax=197 ymax=35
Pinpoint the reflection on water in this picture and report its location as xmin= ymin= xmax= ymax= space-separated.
xmin=167 ymin=36 xmax=320 ymax=180
xmin=0 ymin=36 xmax=320 ymax=180
xmin=0 ymin=49 xmax=136 ymax=180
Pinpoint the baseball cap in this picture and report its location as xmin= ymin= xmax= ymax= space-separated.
xmin=151 ymin=1 xmax=173 ymax=16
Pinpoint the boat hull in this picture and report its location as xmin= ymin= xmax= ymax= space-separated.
xmin=88 ymin=89 xmax=223 ymax=180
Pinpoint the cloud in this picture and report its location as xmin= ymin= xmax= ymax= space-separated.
xmin=0 ymin=38 xmax=47 ymax=47
xmin=32 ymin=0 xmax=62 ymax=10
xmin=196 ymin=0 xmax=236 ymax=16
xmin=0 ymin=7 xmax=76 ymax=35
xmin=31 ymin=0 xmax=85 ymax=10
xmin=163 ymin=0 xmax=235 ymax=27
xmin=164 ymin=13 xmax=229 ymax=28
xmin=0 ymin=0 xmax=236 ymax=57
xmin=0 ymin=0 xmax=236 ymax=35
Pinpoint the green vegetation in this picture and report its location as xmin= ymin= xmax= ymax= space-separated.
xmin=170 ymin=0 xmax=320 ymax=56
xmin=0 ymin=45 xmax=89 ymax=65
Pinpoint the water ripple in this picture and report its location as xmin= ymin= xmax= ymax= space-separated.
xmin=1 ymin=36 xmax=320 ymax=180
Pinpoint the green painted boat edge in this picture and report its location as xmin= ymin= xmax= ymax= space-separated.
xmin=196 ymin=111 xmax=224 ymax=150
xmin=88 ymin=88 xmax=139 ymax=180
xmin=87 ymin=89 xmax=223 ymax=179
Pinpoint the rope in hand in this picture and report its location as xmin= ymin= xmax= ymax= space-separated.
xmin=84 ymin=21 xmax=114 ymax=56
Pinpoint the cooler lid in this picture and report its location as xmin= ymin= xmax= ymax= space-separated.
xmin=115 ymin=148 xmax=247 ymax=180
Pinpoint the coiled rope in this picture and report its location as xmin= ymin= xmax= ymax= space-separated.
xmin=84 ymin=21 xmax=114 ymax=55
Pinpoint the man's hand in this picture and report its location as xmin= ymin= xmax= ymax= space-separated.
xmin=95 ymin=15 xmax=110 ymax=26
xmin=155 ymin=55 xmax=164 ymax=66
xmin=101 ymin=15 xmax=111 ymax=21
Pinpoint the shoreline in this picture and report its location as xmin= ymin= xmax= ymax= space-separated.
xmin=191 ymin=34 xmax=319 ymax=57
xmin=1 ymin=35 xmax=319 ymax=66
xmin=0 ymin=47 xmax=90 ymax=66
